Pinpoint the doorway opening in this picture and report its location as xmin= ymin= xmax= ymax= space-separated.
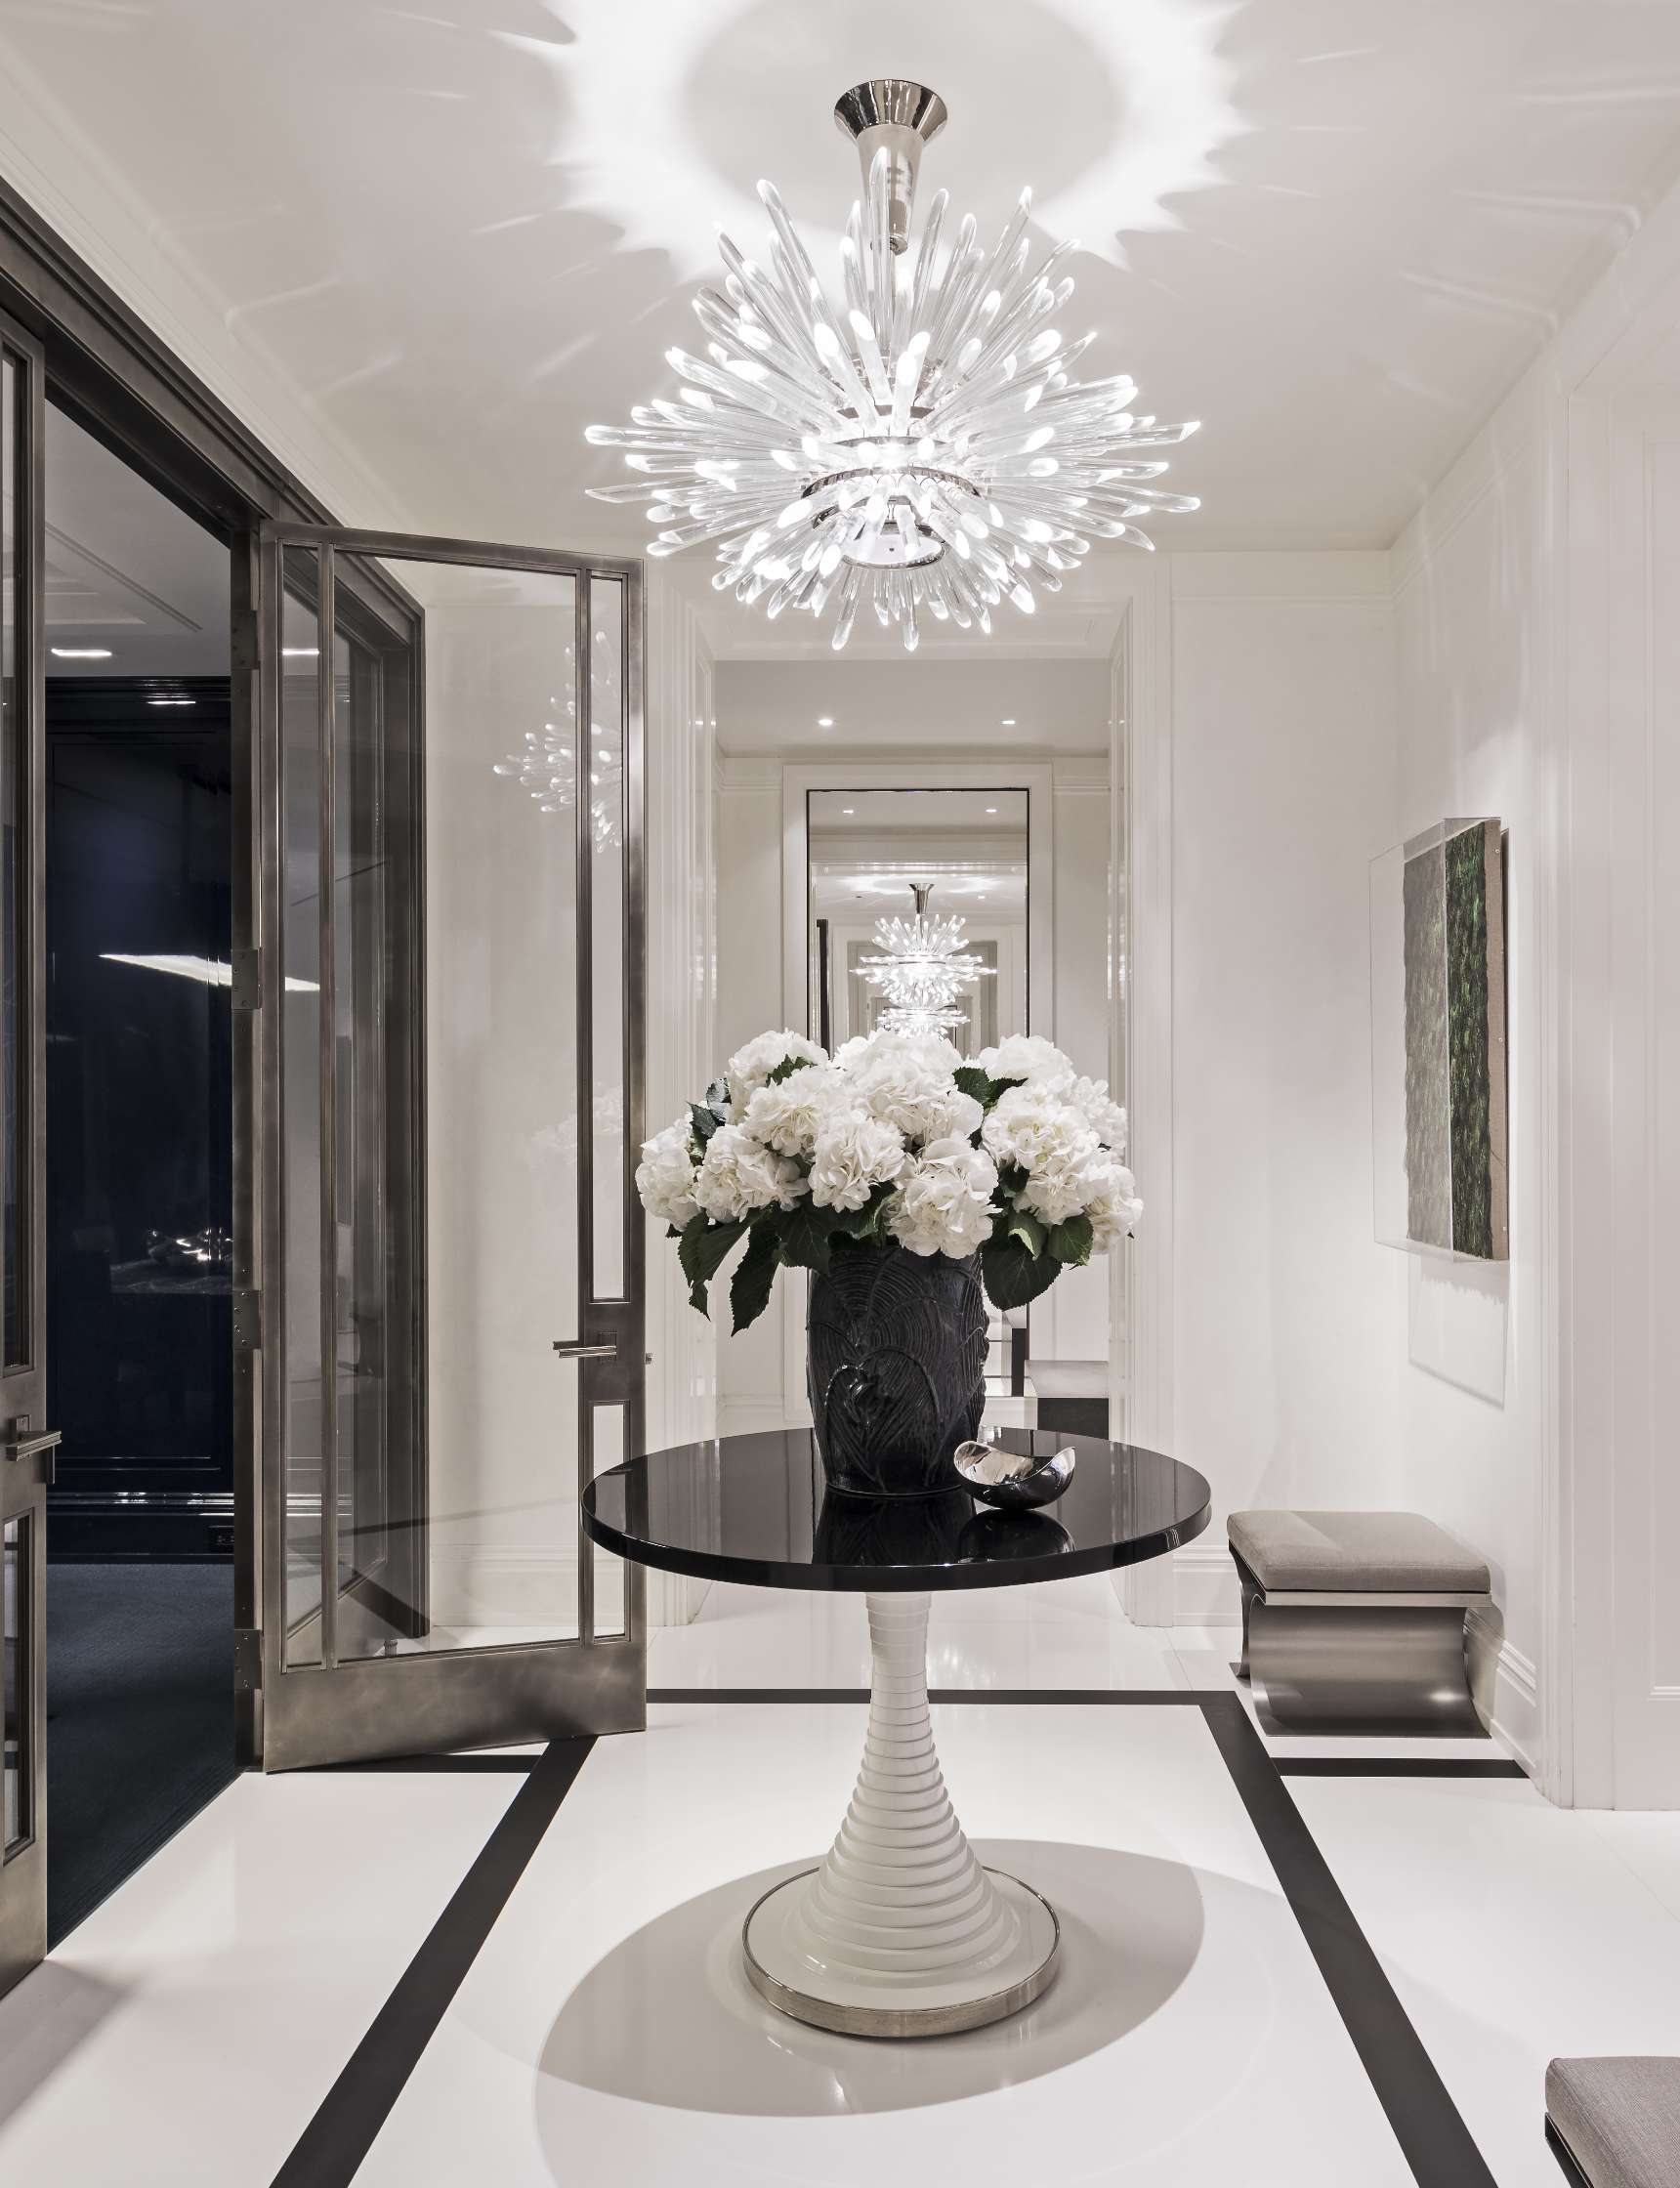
xmin=42 ymin=400 xmax=234 ymax=1942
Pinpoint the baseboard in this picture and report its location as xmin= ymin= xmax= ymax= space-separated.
xmin=717 ymin=1396 xmax=788 ymax=1438
xmin=1171 ymin=1541 xmax=1240 ymax=1627
xmin=1468 ymin=1610 xmax=1540 ymax=1777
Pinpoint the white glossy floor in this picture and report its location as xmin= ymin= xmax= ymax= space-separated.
xmin=1 ymin=1578 xmax=1676 ymax=2185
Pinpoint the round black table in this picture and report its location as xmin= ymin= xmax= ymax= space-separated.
xmin=584 ymin=1426 xmax=1210 ymax=2041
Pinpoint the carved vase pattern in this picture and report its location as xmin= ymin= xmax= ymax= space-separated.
xmin=806 ymin=1246 xmax=989 ymax=1496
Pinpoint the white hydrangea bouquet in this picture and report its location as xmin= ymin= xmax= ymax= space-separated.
xmin=637 ymin=1027 xmax=1142 ymax=1332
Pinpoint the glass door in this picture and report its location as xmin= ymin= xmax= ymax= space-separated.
xmin=246 ymin=527 xmax=644 ymax=1769
xmin=0 ymin=316 xmax=52 ymax=1996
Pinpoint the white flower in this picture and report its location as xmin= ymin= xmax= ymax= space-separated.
xmin=693 ymin=1123 xmax=808 ymax=1223
xmin=834 ymin=1030 xmax=963 ymax=1080
xmin=636 ymin=1115 xmax=700 ymax=1229
xmin=976 ymin=1033 xmax=1074 ymax=1086
xmin=725 ymin=1030 xmax=826 ymax=1118
xmin=743 ymin=1067 xmax=844 ymax=1158
xmin=878 ymin=1080 xmax=985 ymax=1148
xmin=1017 ymin=1141 xmax=1106 ymax=1225
xmin=809 ymin=1111 xmax=906 ymax=1210
xmin=887 ymin=1137 xmax=999 ymax=1258
xmin=982 ymin=1083 xmax=1094 ymax=1177
xmin=1063 ymin=1075 xmax=1128 ymax=1153
xmin=1084 ymin=1158 xmax=1144 ymax=1246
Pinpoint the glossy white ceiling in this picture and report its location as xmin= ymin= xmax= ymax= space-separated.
xmin=5 ymin=0 xmax=1680 ymax=654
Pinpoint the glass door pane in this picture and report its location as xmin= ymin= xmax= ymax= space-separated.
xmin=256 ymin=530 xmax=644 ymax=1768
xmin=0 ymin=314 xmax=49 ymax=1995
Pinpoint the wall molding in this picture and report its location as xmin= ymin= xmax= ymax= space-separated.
xmin=1390 ymin=377 xmax=1544 ymax=597
xmin=642 ymin=572 xmax=718 ymax=1627
xmin=1171 ymin=1543 xmax=1239 ymax=1628
xmin=1116 ymin=567 xmax=1176 ymax=1626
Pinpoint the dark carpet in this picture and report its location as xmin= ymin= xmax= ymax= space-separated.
xmin=46 ymin=1562 xmax=237 ymax=1945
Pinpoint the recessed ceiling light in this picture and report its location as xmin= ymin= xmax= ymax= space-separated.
xmin=1000 ymin=718 xmax=1016 ymax=726
xmin=52 ymin=647 xmax=111 ymax=660
xmin=985 ymin=806 xmax=998 ymax=815
xmin=817 ymin=716 xmax=834 ymax=728
xmin=282 ymin=646 xmax=319 ymax=658
xmin=842 ymin=807 xmax=855 ymax=815
xmin=147 ymin=696 xmax=194 ymax=708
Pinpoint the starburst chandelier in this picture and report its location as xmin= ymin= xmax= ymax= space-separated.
xmin=861 ymin=882 xmax=995 ymax=1037
xmin=585 ymin=79 xmax=1199 ymax=652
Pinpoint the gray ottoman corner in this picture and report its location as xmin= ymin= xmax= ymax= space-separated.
xmin=1546 ymin=2057 xmax=1680 ymax=2188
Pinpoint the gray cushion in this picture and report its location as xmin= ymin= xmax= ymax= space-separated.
xmin=1227 ymin=1509 xmax=1490 ymax=1593
xmin=1547 ymin=2057 xmax=1680 ymax=2188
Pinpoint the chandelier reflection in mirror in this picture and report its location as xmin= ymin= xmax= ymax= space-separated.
xmin=489 ymin=621 xmax=622 ymax=847
xmin=861 ymin=882 xmax=994 ymax=1038
xmin=586 ymin=79 xmax=1199 ymax=652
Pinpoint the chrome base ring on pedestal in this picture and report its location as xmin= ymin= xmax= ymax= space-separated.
xmin=740 ymin=1591 xmax=1061 ymax=2041
xmin=743 ymin=1866 xmax=1060 ymax=2039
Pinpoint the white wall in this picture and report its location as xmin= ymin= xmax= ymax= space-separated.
xmin=1162 ymin=555 xmax=1403 ymax=1626
xmin=1049 ymin=769 xmax=1114 ymax=1359
xmin=1386 ymin=379 xmax=1548 ymax=1770
xmin=713 ymin=761 xmax=788 ymax=1432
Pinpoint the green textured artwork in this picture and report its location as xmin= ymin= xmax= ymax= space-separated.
xmin=1389 ymin=817 xmax=1508 ymax=1261
xmin=1445 ymin=822 xmax=1496 ymax=1258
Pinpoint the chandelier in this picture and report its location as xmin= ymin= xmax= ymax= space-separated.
xmin=861 ymin=882 xmax=995 ymax=1037
xmin=586 ymin=79 xmax=1199 ymax=651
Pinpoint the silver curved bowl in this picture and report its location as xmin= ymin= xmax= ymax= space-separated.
xmin=952 ymin=1440 xmax=1076 ymax=1511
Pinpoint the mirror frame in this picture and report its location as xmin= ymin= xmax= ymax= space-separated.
xmin=777 ymin=761 xmax=1056 ymax=1426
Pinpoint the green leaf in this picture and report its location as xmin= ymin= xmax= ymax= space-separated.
xmin=1047 ymin=1213 xmax=1094 ymax=1266
xmin=691 ymin=1101 xmax=723 ymax=1144
xmin=766 ymin=1053 xmax=816 ymax=1088
xmin=730 ymin=1224 xmax=782 ymax=1332
xmin=704 ymin=1077 xmax=730 ymax=1112
xmin=981 ymin=1236 xmax=1064 ymax=1312
xmin=772 ymin=1198 xmax=835 ymax=1276
xmin=1006 ymin=1207 xmax=1047 ymax=1258
xmin=952 ymin=1065 xmax=998 ymax=1109
xmin=678 ymin=1213 xmax=748 ymax=1317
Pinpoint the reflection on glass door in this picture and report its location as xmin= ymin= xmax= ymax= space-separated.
xmin=253 ymin=530 xmax=643 ymax=1768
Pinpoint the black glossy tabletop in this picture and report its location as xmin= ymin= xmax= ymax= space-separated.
xmin=582 ymin=1428 xmax=1211 ymax=1593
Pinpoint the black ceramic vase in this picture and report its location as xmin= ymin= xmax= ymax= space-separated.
xmin=806 ymin=1244 xmax=989 ymax=1496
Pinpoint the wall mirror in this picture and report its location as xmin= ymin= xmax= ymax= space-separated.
xmin=805 ymin=788 xmax=1029 ymax=1058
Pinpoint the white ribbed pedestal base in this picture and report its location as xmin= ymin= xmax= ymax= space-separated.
xmin=742 ymin=1592 xmax=1060 ymax=2038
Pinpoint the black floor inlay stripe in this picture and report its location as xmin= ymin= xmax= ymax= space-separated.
xmin=647 ymin=1686 xmax=1207 ymax=1705
xmin=1276 ymin=1757 xmax=1527 ymax=1779
xmin=270 ymin=1736 xmax=593 ymax=2188
xmin=1199 ymin=1695 xmax=1498 ymax=2188
xmin=307 ymin=1753 xmax=540 ymax=1774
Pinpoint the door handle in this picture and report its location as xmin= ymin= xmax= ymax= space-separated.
xmin=3 ymin=1424 xmax=62 ymax=1485
xmin=552 ymin=1339 xmax=618 ymax=1360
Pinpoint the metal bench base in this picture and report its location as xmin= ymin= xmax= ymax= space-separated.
xmin=1232 ymin=1552 xmax=1487 ymax=1737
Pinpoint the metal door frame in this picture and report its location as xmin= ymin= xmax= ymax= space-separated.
xmin=0 ymin=310 xmax=52 ymax=1996
xmin=247 ymin=526 xmax=647 ymax=1770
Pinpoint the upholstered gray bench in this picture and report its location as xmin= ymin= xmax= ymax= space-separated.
xmin=1546 ymin=2057 xmax=1680 ymax=2188
xmin=1227 ymin=1509 xmax=1491 ymax=1734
